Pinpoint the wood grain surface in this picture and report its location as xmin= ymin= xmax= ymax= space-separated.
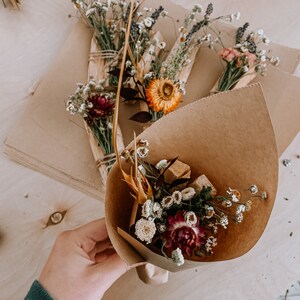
xmin=0 ymin=1 xmax=299 ymax=299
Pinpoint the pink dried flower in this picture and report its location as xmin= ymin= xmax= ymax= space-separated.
xmin=219 ymin=47 xmax=241 ymax=63
xmin=164 ymin=211 xmax=205 ymax=256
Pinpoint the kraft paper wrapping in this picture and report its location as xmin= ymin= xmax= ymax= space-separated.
xmin=105 ymin=83 xmax=279 ymax=272
xmin=4 ymin=0 xmax=300 ymax=200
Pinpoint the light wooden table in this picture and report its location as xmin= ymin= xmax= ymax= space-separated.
xmin=0 ymin=1 xmax=299 ymax=299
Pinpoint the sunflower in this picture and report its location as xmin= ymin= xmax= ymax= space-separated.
xmin=145 ymin=78 xmax=182 ymax=114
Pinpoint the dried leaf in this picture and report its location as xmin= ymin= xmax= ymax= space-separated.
xmin=129 ymin=111 xmax=152 ymax=123
xmin=120 ymin=87 xmax=139 ymax=99
xmin=169 ymin=178 xmax=191 ymax=189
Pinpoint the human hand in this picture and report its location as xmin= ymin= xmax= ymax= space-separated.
xmin=39 ymin=218 xmax=128 ymax=300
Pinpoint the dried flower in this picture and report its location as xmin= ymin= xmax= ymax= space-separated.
xmin=261 ymin=191 xmax=268 ymax=200
xmin=181 ymin=187 xmax=196 ymax=201
xmin=155 ymin=159 xmax=168 ymax=170
xmin=171 ymin=247 xmax=185 ymax=266
xmin=222 ymin=199 xmax=232 ymax=208
xmin=136 ymin=147 xmax=149 ymax=158
xmin=219 ymin=215 xmax=229 ymax=229
xmin=205 ymin=206 xmax=215 ymax=219
xmin=135 ymin=218 xmax=156 ymax=244
xmin=184 ymin=211 xmax=198 ymax=226
xmin=161 ymin=196 xmax=174 ymax=209
xmin=142 ymin=199 xmax=153 ymax=219
xmin=165 ymin=211 xmax=205 ymax=256
xmin=152 ymin=202 xmax=163 ymax=218
xmin=236 ymin=213 xmax=244 ymax=223
xmin=249 ymin=184 xmax=258 ymax=194
xmin=205 ymin=236 xmax=217 ymax=252
xmin=146 ymin=78 xmax=182 ymax=114
xmin=236 ymin=204 xmax=246 ymax=215
xmin=172 ymin=191 xmax=183 ymax=205
xmin=87 ymin=95 xmax=114 ymax=118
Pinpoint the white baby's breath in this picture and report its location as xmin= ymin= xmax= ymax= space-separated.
xmin=171 ymin=248 xmax=185 ymax=266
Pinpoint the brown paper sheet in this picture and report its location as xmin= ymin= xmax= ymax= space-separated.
xmin=4 ymin=22 xmax=102 ymax=199
xmin=4 ymin=0 xmax=300 ymax=200
xmin=106 ymin=84 xmax=279 ymax=272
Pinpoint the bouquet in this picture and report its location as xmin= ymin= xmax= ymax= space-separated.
xmin=105 ymin=84 xmax=278 ymax=273
xmin=121 ymin=142 xmax=268 ymax=266
xmin=67 ymin=0 xmax=168 ymax=183
xmin=123 ymin=3 xmax=242 ymax=123
xmin=211 ymin=23 xmax=280 ymax=93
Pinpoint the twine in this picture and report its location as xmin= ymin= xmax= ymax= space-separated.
xmin=89 ymin=50 xmax=118 ymax=60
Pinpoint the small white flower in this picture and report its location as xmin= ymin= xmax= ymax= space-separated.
xmin=125 ymin=60 xmax=132 ymax=68
xmin=152 ymin=202 xmax=163 ymax=218
xmin=270 ymin=56 xmax=280 ymax=66
xmin=231 ymin=194 xmax=239 ymax=202
xmin=78 ymin=103 xmax=86 ymax=113
xmin=222 ymin=200 xmax=232 ymax=208
xmin=230 ymin=12 xmax=240 ymax=22
xmin=262 ymin=37 xmax=270 ymax=45
xmin=141 ymin=199 xmax=153 ymax=219
xmin=144 ymin=17 xmax=153 ymax=28
xmin=249 ymin=184 xmax=258 ymax=194
xmin=161 ymin=10 xmax=168 ymax=17
xmin=181 ymin=187 xmax=196 ymax=201
xmin=87 ymin=101 xmax=93 ymax=108
xmin=144 ymin=72 xmax=154 ymax=80
xmin=171 ymin=248 xmax=184 ymax=266
xmin=236 ymin=204 xmax=246 ymax=215
xmin=220 ymin=215 xmax=229 ymax=229
xmin=83 ymin=86 xmax=91 ymax=95
xmin=240 ymin=46 xmax=248 ymax=53
xmin=157 ymin=223 xmax=167 ymax=233
xmin=158 ymin=42 xmax=166 ymax=49
xmin=193 ymin=4 xmax=202 ymax=12
xmin=137 ymin=12 xmax=143 ymax=17
xmin=257 ymin=29 xmax=264 ymax=36
xmin=236 ymin=213 xmax=244 ymax=223
xmin=205 ymin=205 xmax=215 ymax=219
xmin=184 ymin=211 xmax=197 ymax=226
xmin=243 ymin=66 xmax=249 ymax=72
xmin=161 ymin=196 xmax=174 ymax=209
xmin=261 ymin=191 xmax=268 ymax=200
xmin=135 ymin=218 xmax=156 ymax=244
xmin=260 ymin=55 xmax=267 ymax=62
xmin=136 ymin=147 xmax=149 ymax=158
xmin=155 ymin=159 xmax=168 ymax=170
xmin=172 ymin=191 xmax=182 ymax=205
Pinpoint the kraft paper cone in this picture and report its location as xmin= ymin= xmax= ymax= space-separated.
xmin=106 ymin=83 xmax=278 ymax=272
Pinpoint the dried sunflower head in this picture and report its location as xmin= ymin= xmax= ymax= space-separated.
xmin=146 ymin=78 xmax=182 ymax=114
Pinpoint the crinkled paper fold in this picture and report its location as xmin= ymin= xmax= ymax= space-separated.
xmin=106 ymin=83 xmax=279 ymax=272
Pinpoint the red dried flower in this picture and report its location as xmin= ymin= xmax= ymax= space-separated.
xmin=88 ymin=95 xmax=114 ymax=118
xmin=164 ymin=211 xmax=205 ymax=256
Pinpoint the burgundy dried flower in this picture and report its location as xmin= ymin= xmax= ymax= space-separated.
xmin=88 ymin=95 xmax=114 ymax=118
xmin=164 ymin=211 xmax=205 ymax=256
